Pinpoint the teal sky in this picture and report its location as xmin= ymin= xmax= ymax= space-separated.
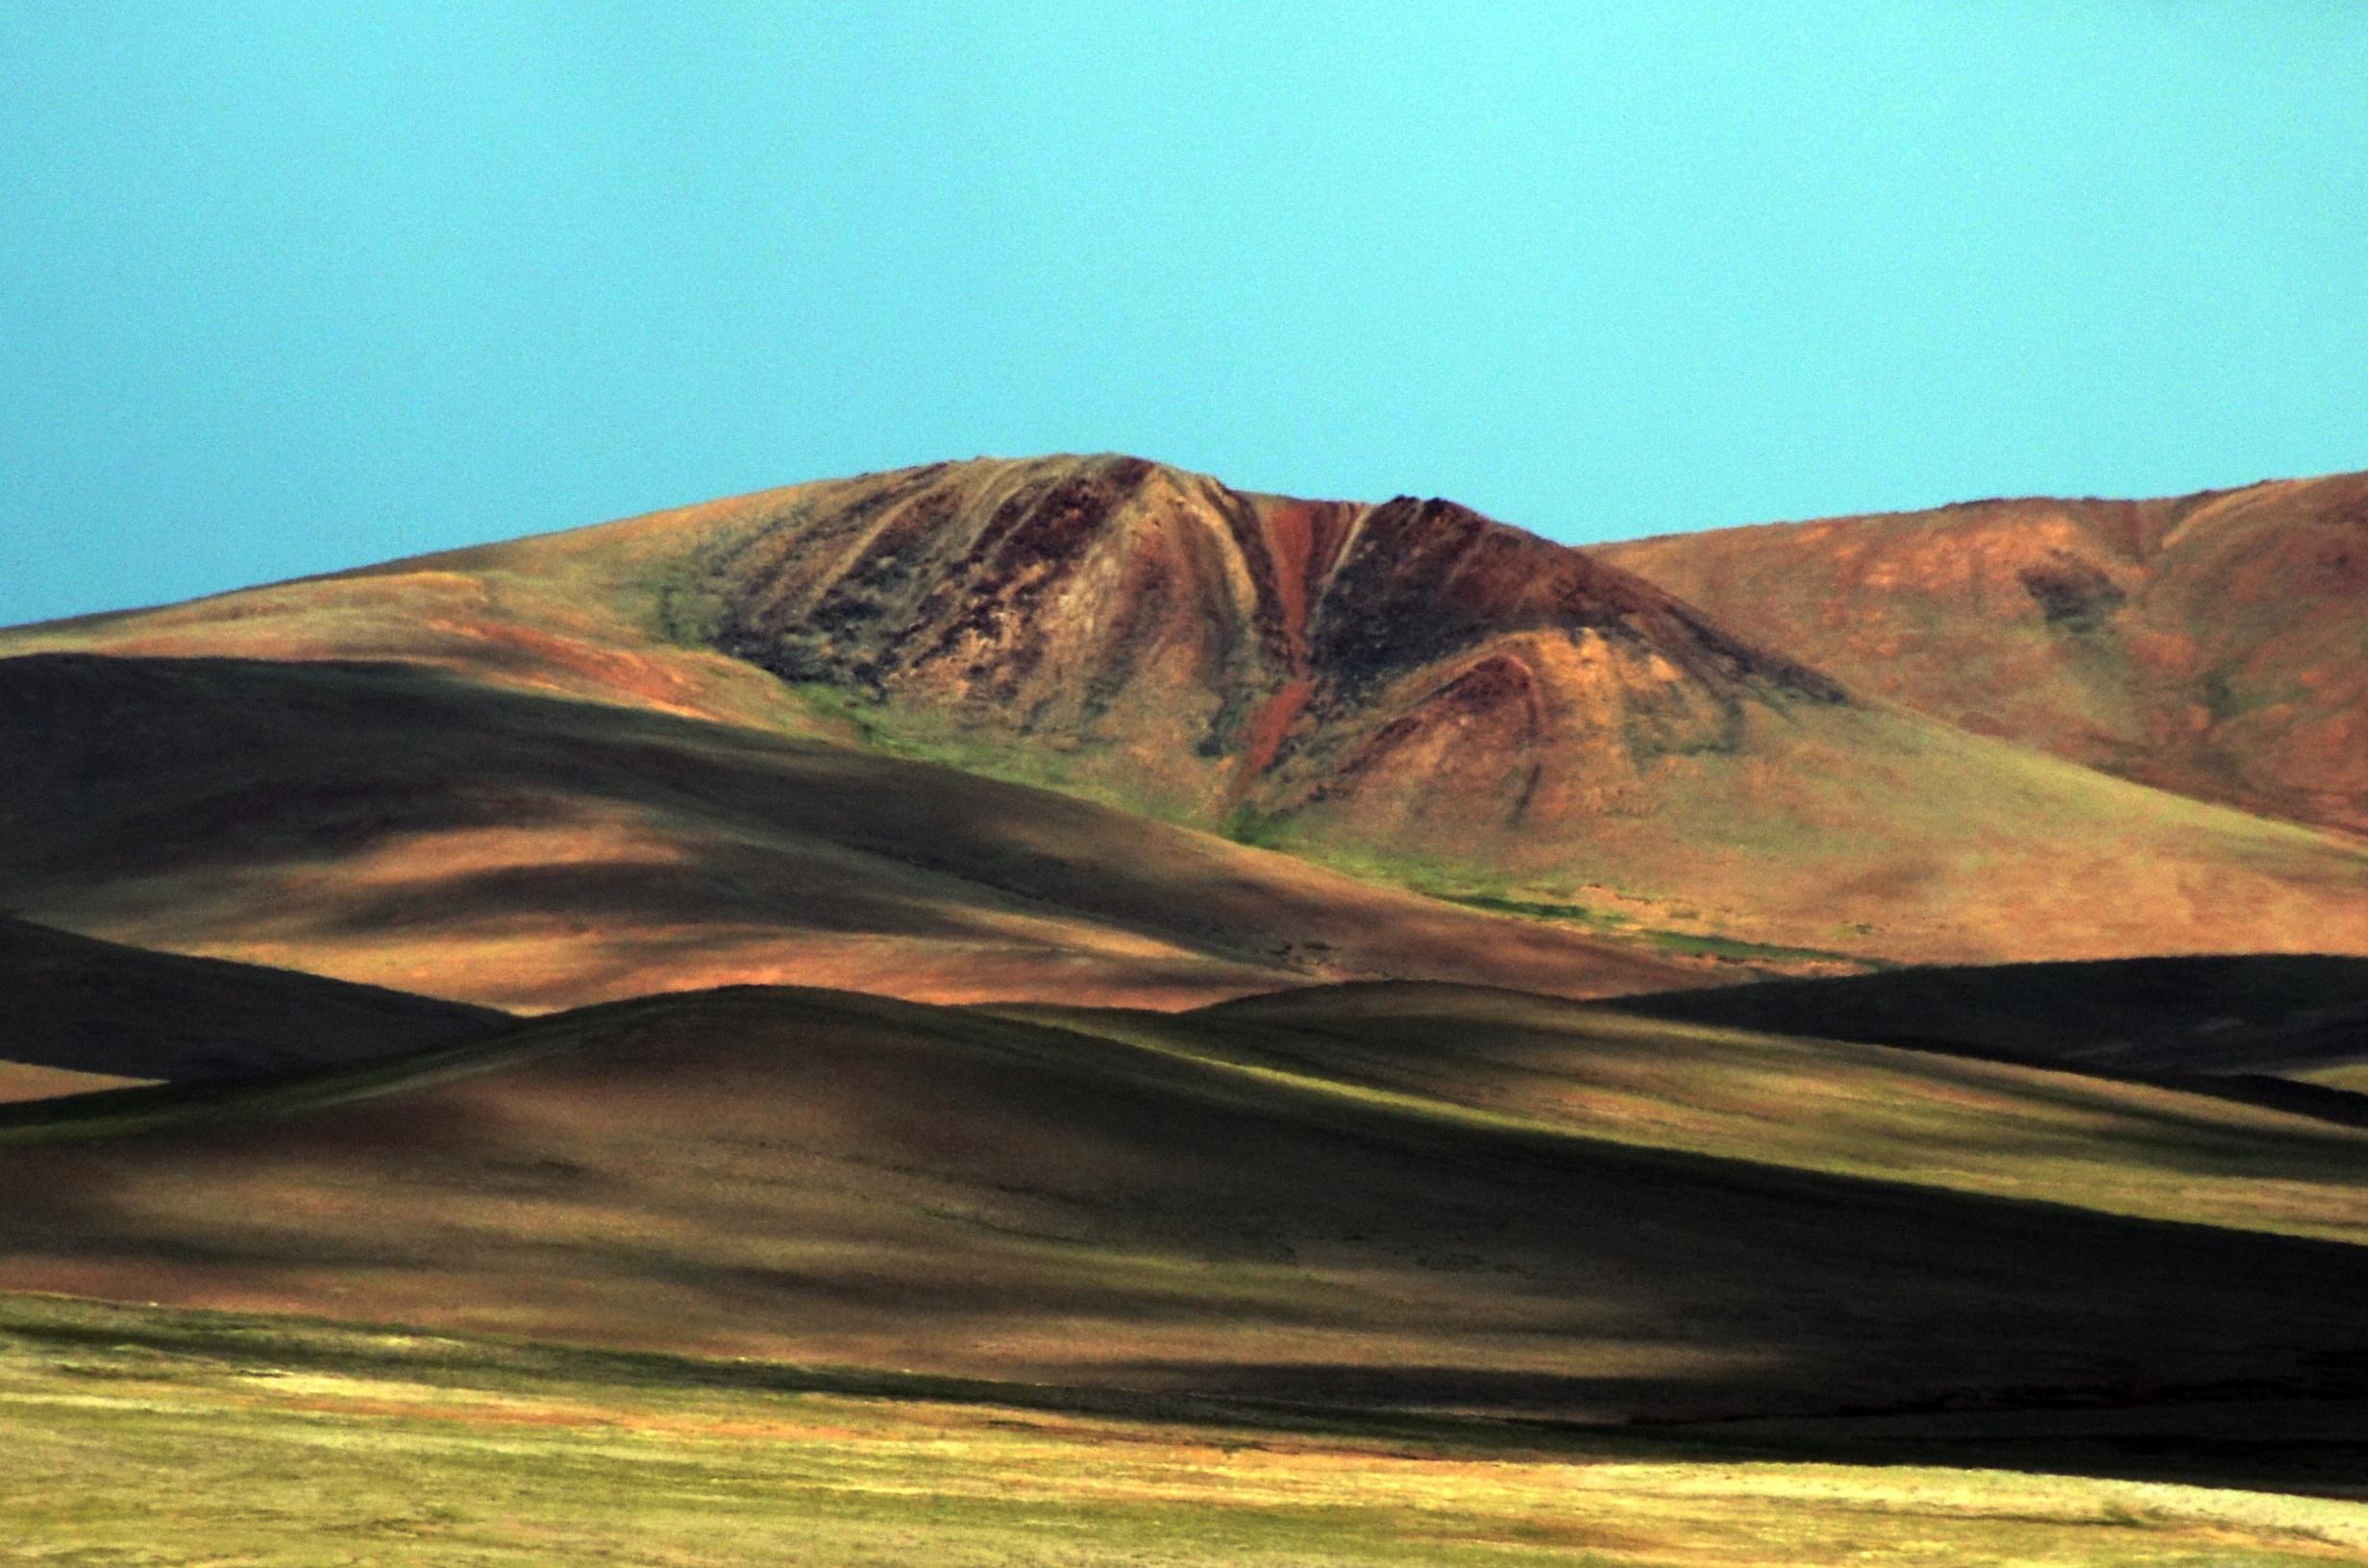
xmin=4 ymin=4 xmax=2364 ymax=624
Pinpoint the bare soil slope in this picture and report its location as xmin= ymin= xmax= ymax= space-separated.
xmin=678 ymin=457 xmax=2368 ymax=963
xmin=1600 ymin=471 xmax=2368 ymax=835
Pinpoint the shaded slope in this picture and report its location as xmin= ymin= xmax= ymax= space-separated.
xmin=3 ymin=986 xmax=2367 ymax=1424
xmin=1015 ymin=980 xmax=2368 ymax=1245
xmin=0 ymin=915 xmax=505 ymax=1086
xmin=0 ymin=652 xmax=1693 ymax=1012
xmin=1600 ymin=470 xmax=2368 ymax=835
xmin=1589 ymin=955 xmax=2368 ymax=1077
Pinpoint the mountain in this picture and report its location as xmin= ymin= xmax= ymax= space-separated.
xmin=1598 ymin=470 xmax=2368 ymax=835
xmin=9 ymin=452 xmax=2368 ymax=1552
xmin=0 ymin=916 xmax=504 ymax=1087
xmin=695 ymin=455 xmax=1848 ymax=828
xmin=7 ymin=453 xmax=2364 ymax=973
xmin=0 ymin=652 xmax=1693 ymax=1012
xmin=5 ymin=985 xmax=2367 ymax=1423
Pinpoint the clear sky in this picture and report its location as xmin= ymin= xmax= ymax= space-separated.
xmin=4 ymin=3 xmax=2364 ymax=624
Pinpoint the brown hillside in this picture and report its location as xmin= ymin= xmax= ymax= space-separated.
xmin=694 ymin=456 xmax=1845 ymax=827
xmin=8 ymin=455 xmax=2366 ymax=966
xmin=0 ymin=653 xmax=1693 ymax=1013
xmin=666 ymin=456 xmax=2368 ymax=963
xmin=5 ymin=986 xmax=2367 ymax=1423
xmin=1599 ymin=471 xmax=2368 ymax=835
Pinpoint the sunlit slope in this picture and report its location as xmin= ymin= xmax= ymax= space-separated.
xmin=1588 ymin=955 xmax=2368 ymax=1076
xmin=1601 ymin=470 xmax=2368 ymax=835
xmin=10 ymin=454 xmax=2364 ymax=966
xmin=7 ymin=1297 xmax=2367 ymax=1567
xmin=677 ymin=456 xmax=2368 ymax=964
xmin=0 ymin=915 xmax=505 ymax=1086
xmin=0 ymin=653 xmax=1691 ymax=1011
xmin=2 ymin=486 xmax=826 ymax=733
xmin=0 ymin=1063 xmax=151 ymax=1105
xmin=1013 ymin=982 xmax=2368 ymax=1245
xmin=3 ymin=986 xmax=2366 ymax=1423
xmin=1271 ymin=699 xmax=2368 ymax=965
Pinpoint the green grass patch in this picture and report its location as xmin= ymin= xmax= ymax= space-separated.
xmin=1432 ymin=891 xmax=1872 ymax=968
xmin=3 ymin=1292 xmax=2364 ymax=1566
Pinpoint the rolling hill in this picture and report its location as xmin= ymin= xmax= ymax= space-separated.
xmin=1599 ymin=470 xmax=2368 ymax=836
xmin=7 ymin=453 xmax=2365 ymax=970
xmin=2 ymin=984 xmax=2365 ymax=1425
xmin=1017 ymin=979 xmax=2368 ymax=1244
xmin=0 ymin=651 xmax=1695 ymax=1012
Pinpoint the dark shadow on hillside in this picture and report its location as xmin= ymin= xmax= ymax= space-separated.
xmin=1601 ymin=954 xmax=2368 ymax=1076
xmin=0 ymin=652 xmax=1685 ymax=1008
xmin=0 ymin=916 xmax=503 ymax=1080
xmin=3 ymin=987 xmax=2367 ymax=1438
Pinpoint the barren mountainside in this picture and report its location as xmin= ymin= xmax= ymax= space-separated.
xmin=1600 ymin=470 xmax=2368 ymax=835
xmin=6 ymin=453 xmax=2366 ymax=969
xmin=698 ymin=454 xmax=1847 ymax=824
xmin=667 ymin=456 xmax=2368 ymax=961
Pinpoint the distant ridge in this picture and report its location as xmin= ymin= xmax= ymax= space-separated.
xmin=1600 ymin=469 xmax=2368 ymax=835
xmin=652 ymin=454 xmax=2368 ymax=963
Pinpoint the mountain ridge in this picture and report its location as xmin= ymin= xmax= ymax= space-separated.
xmin=6 ymin=453 xmax=2365 ymax=974
xmin=1600 ymin=468 xmax=2368 ymax=836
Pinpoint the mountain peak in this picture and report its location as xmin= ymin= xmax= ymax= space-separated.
xmin=696 ymin=456 xmax=1845 ymax=825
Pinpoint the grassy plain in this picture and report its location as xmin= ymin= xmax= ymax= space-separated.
xmin=5 ymin=1294 xmax=2366 ymax=1567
